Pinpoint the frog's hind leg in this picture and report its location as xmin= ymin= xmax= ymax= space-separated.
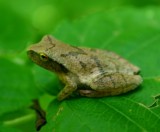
xmin=80 ymin=73 xmax=142 ymax=97
xmin=79 ymin=89 xmax=113 ymax=97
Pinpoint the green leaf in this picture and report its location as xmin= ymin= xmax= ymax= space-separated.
xmin=0 ymin=58 xmax=40 ymax=116
xmin=0 ymin=4 xmax=35 ymax=54
xmin=41 ymin=7 xmax=160 ymax=132
xmin=0 ymin=124 xmax=22 ymax=132
xmin=42 ymin=98 xmax=160 ymax=132
xmin=32 ymin=65 xmax=61 ymax=96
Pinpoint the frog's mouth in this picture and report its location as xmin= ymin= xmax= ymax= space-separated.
xmin=28 ymin=49 xmax=51 ymax=65
xmin=27 ymin=50 xmax=51 ymax=70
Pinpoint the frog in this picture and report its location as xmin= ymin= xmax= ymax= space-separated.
xmin=27 ymin=35 xmax=143 ymax=101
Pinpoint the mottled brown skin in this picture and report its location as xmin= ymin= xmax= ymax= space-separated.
xmin=27 ymin=35 xmax=143 ymax=101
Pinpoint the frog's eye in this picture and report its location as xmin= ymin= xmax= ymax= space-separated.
xmin=39 ymin=53 xmax=48 ymax=61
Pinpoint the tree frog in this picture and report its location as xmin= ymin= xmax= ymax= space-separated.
xmin=27 ymin=35 xmax=143 ymax=101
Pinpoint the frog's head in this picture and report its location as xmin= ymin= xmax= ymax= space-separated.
xmin=27 ymin=35 xmax=67 ymax=73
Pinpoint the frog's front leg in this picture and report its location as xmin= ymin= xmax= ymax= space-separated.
xmin=57 ymin=74 xmax=77 ymax=101
xmin=79 ymin=73 xmax=142 ymax=97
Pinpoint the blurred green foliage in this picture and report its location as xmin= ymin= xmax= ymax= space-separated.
xmin=0 ymin=0 xmax=160 ymax=132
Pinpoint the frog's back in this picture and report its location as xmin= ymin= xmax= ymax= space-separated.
xmin=91 ymin=48 xmax=139 ymax=73
xmin=51 ymin=44 xmax=140 ymax=76
xmin=80 ymin=47 xmax=140 ymax=75
xmin=40 ymin=36 xmax=139 ymax=76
